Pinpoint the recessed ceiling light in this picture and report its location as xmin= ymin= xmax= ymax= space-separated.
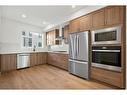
xmin=22 ymin=14 xmax=27 ymax=18
xmin=72 ymin=5 xmax=76 ymax=8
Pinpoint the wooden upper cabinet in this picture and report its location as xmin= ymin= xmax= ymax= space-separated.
xmin=92 ymin=9 xmax=105 ymax=29
xmin=69 ymin=6 xmax=125 ymax=32
xmin=46 ymin=32 xmax=50 ymax=45
xmin=79 ymin=14 xmax=92 ymax=31
xmin=69 ymin=18 xmax=80 ymax=33
xmin=46 ymin=29 xmax=59 ymax=45
xmin=63 ymin=25 xmax=69 ymax=39
xmin=105 ymin=6 xmax=124 ymax=26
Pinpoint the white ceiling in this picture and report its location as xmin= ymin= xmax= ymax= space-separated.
xmin=1 ymin=6 xmax=87 ymax=28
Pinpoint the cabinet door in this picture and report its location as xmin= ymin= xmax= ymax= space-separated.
xmin=52 ymin=31 xmax=55 ymax=45
xmin=80 ymin=14 xmax=92 ymax=31
xmin=30 ymin=53 xmax=47 ymax=66
xmin=47 ymin=53 xmax=68 ymax=70
xmin=9 ymin=54 xmax=17 ymax=71
xmin=54 ymin=29 xmax=60 ymax=45
xmin=1 ymin=55 xmax=9 ymax=72
xmin=46 ymin=30 xmax=60 ymax=46
xmin=92 ymin=9 xmax=105 ymax=29
xmin=1 ymin=54 xmax=17 ymax=72
xmin=41 ymin=52 xmax=47 ymax=64
xmin=105 ymin=6 xmax=124 ymax=26
xmin=49 ymin=32 xmax=52 ymax=45
xmin=30 ymin=53 xmax=34 ymax=66
xmin=37 ymin=52 xmax=47 ymax=65
xmin=46 ymin=32 xmax=49 ymax=45
xmin=30 ymin=53 xmax=37 ymax=66
xmin=91 ymin=67 xmax=123 ymax=88
xmin=69 ymin=18 xmax=80 ymax=33
xmin=64 ymin=25 xmax=69 ymax=39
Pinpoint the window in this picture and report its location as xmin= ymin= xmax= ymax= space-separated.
xmin=22 ymin=31 xmax=43 ymax=48
xmin=28 ymin=38 xmax=32 ymax=47
xmin=37 ymin=34 xmax=42 ymax=47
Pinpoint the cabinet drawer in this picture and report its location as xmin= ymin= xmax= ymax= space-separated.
xmin=91 ymin=67 xmax=123 ymax=88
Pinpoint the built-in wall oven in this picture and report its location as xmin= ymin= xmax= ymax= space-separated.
xmin=91 ymin=26 xmax=121 ymax=45
xmin=91 ymin=26 xmax=122 ymax=72
xmin=92 ymin=46 xmax=121 ymax=72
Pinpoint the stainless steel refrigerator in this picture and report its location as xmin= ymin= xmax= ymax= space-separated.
xmin=69 ymin=31 xmax=89 ymax=79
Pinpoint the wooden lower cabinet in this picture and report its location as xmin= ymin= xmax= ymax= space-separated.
xmin=0 ymin=54 xmax=17 ymax=72
xmin=30 ymin=52 xmax=47 ymax=66
xmin=30 ymin=53 xmax=37 ymax=66
xmin=91 ymin=67 xmax=124 ymax=88
xmin=47 ymin=53 xmax=68 ymax=70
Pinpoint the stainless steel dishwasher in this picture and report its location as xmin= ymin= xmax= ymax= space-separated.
xmin=17 ymin=53 xmax=30 ymax=69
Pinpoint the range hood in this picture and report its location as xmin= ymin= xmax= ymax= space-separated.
xmin=55 ymin=36 xmax=65 ymax=40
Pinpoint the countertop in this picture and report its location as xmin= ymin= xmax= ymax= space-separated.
xmin=0 ymin=51 xmax=47 ymax=54
xmin=0 ymin=51 xmax=69 ymax=55
xmin=48 ymin=51 xmax=69 ymax=54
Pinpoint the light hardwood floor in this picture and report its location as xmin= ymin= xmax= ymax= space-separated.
xmin=0 ymin=64 xmax=116 ymax=89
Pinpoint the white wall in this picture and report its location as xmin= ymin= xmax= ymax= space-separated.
xmin=0 ymin=18 xmax=47 ymax=54
xmin=0 ymin=7 xmax=2 ymax=38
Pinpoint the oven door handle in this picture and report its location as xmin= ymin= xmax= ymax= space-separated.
xmin=92 ymin=50 xmax=120 ymax=52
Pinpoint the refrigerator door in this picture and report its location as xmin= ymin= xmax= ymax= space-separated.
xmin=76 ymin=31 xmax=89 ymax=61
xmin=69 ymin=33 xmax=77 ymax=60
xmin=69 ymin=59 xmax=89 ymax=79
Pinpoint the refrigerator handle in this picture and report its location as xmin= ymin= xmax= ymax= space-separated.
xmin=74 ymin=35 xmax=77 ymax=58
xmin=70 ymin=36 xmax=74 ymax=58
xmin=77 ymin=35 xmax=79 ymax=56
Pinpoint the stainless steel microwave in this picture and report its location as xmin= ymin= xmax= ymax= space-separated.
xmin=91 ymin=26 xmax=121 ymax=45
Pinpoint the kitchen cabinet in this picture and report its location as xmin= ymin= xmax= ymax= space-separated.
xmin=79 ymin=14 xmax=92 ymax=31
xmin=63 ymin=25 xmax=69 ymax=44
xmin=105 ymin=6 xmax=124 ymax=26
xmin=0 ymin=55 xmax=1 ymax=71
xmin=47 ymin=53 xmax=68 ymax=70
xmin=92 ymin=6 xmax=125 ymax=29
xmin=91 ymin=67 xmax=124 ymax=88
xmin=30 ymin=52 xmax=47 ymax=66
xmin=30 ymin=53 xmax=37 ymax=66
xmin=69 ymin=18 xmax=80 ymax=33
xmin=63 ymin=25 xmax=69 ymax=39
xmin=0 ymin=54 xmax=17 ymax=72
xmin=92 ymin=8 xmax=105 ymax=29
xmin=37 ymin=52 xmax=47 ymax=65
xmin=46 ymin=32 xmax=50 ymax=45
xmin=46 ymin=29 xmax=59 ymax=45
xmin=69 ymin=6 xmax=125 ymax=31
xmin=69 ymin=14 xmax=92 ymax=33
